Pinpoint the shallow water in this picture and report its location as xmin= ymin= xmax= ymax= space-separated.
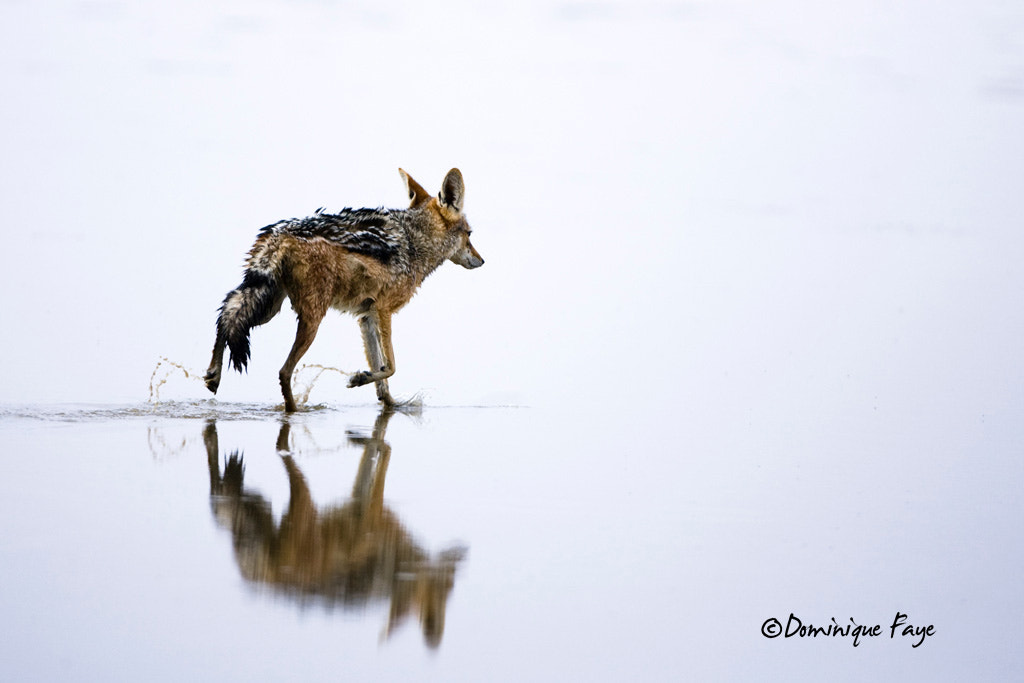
xmin=1 ymin=397 xmax=1021 ymax=680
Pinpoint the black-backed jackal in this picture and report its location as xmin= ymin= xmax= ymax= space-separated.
xmin=204 ymin=168 xmax=483 ymax=411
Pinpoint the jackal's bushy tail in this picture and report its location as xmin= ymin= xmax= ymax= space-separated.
xmin=216 ymin=235 xmax=286 ymax=373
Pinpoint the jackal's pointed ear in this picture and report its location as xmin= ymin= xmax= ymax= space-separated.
xmin=399 ymin=168 xmax=431 ymax=208
xmin=438 ymin=168 xmax=465 ymax=213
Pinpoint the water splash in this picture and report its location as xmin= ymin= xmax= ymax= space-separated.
xmin=292 ymin=364 xmax=352 ymax=407
xmin=148 ymin=356 xmax=204 ymax=403
xmin=141 ymin=357 xmax=428 ymax=413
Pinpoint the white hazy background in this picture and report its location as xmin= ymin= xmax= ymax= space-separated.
xmin=2 ymin=0 xmax=1022 ymax=413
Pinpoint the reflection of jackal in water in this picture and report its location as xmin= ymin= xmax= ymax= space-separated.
xmin=203 ymin=409 xmax=465 ymax=647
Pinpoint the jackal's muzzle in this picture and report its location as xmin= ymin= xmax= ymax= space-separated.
xmin=451 ymin=243 xmax=484 ymax=269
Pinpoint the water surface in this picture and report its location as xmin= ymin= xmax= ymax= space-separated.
xmin=1 ymin=397 xmax=1020 ymax=680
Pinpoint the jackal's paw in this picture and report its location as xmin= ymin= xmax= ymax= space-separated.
xmin=348 ymin=371 xmax=374 ymax=388
xmin=203 ymin=371 xmax=220 ymax=394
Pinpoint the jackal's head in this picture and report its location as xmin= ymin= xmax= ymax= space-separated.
xmin=400 ymin=167 xmax=484 ymax=270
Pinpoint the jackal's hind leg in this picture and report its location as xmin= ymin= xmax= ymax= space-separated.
xmin=350 ymin=306 xmax=396 ymax=406
xmin=204 ymin=331 xmax=226 ymax=394
xmin=279 ymin=314 xmax=323 ymax=413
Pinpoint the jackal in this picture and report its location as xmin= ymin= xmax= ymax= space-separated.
xmin=204 ymin=168 xmax=483 ymax=411
xmin=203 ymin=411 xmax=465 ymax=647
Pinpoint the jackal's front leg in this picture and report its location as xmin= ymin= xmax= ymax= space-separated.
xmin=350 ymin=304 xmax=396 ymax=406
